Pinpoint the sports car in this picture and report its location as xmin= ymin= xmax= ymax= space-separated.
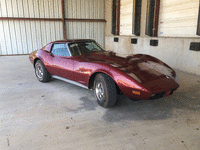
xmin=29 ymin=39 xmax=180 ymax=108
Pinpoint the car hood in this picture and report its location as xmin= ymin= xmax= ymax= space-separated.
xmin=83 ymin=51 xmax=175 ymax=84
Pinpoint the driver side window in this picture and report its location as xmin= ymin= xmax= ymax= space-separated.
xmin=51 ymin=44 xmax=70 ymax=57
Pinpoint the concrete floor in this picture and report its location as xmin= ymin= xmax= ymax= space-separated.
xmin=0 ymin=55 xmax=200 ymax=150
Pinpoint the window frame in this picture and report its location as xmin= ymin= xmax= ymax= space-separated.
xmin=112 ymin=0 xmax=120 ymax=35
xmin=50 ymin=43 xmax=72 ymax=57
xmin=145 ymin=0 xmax=160 ymax=37
xmin=197 ymin=1 xmax=200 ymax=36
xmin=68 ymin=41 xmax=105 ymax=56
xmin=133 ymin=0 xmax=142 ymax=36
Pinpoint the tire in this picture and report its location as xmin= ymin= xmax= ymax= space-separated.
xmin=94 ymin=73 xmax=117 ymax=108
xmin=35 ymin=60 xmax=51 ymax=82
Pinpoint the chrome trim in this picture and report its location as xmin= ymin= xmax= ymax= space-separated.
xmin=50 ymin=43 xmax=72 ymax=57
xmin=52 ymin=75 xmax=88 ymax=89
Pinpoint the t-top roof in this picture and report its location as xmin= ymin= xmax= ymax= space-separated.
xmin=52 ymin=39 xmax=95 ymax=43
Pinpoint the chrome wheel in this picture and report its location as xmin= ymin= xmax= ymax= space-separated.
xmin=36 ymin=64 xmax=43 ymax=79
xmin=34 ymin=60 xmax=51 ymax=82
xmin=95 ymin=82 xmax=104 ymax=101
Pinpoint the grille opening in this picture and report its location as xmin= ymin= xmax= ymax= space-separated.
xmin=150 ymin=92 xmax=166 ymax=100
xmin=150 ymin=90 xmax=175 ymax=100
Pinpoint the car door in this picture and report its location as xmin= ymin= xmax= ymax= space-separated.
xmin=70 ymin=42 xmax=95 ymax=86
xmin=48 ymin=43 xmax=74 ymax=80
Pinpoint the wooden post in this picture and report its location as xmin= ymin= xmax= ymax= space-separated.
xmin=62 ymin=0 xmax=66 ymax=39
xmin=116 ymin=0 xmax=120 ymax=35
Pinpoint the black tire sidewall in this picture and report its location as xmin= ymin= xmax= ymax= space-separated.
xmin=35 ymin=60 xmax=51 ymax=82
xmin=94 ymin=73 xmax=117 ymax=108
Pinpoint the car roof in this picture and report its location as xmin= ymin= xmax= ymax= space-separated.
xmin=52 ymin=39 xmax=95 ymax=43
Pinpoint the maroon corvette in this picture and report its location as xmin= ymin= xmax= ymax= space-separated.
xmin=29 ymin=39 xmax=179 ymax=108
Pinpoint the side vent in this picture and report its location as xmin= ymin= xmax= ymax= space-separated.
xmin=114 ymin=37 xmax=119 ymax=42
xmin=150 ymin=39 xmax=158 ymax=46
xmin=190 ymin=42 xmax=200 ymax=51
xmin=131 ymin=38 xmax=138 ymax=44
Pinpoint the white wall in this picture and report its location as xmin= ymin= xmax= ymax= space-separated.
xmin=105 ymin=36 xmax=200 ymax=75
xmin=158 ymin=0 xmax=199 ymax=37
xmin=120 ymin=0 xmax=133 ymax=35
xmin=104 ymin=0 xmax=200 ymax=75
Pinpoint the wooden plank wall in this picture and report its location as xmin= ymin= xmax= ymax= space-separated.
xmin=158 ymin=0 xmax=199 ymax=37
xmin=120 ymin=0 xmax=133 ymax=35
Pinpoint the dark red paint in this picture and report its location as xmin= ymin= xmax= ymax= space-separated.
xmin=29 ymin=40 xmax=179 ymax=100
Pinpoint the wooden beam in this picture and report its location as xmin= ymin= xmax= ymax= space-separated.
xmin=145 ymin=0 xmax=155 ymax=37
xmin=62 ymin=0 xmax=66 ymax=40
xmin=0 ymin=17 xmax=62 ymax=21
xmin=112 ymin=0 xmax=117 ymax=35
xmin=65 ymin=18 xmax=106 ymax=22
xmin=0 ymin=17 xmax=106 ymax=22
xmin=112 ymin=0 xmax=120 ymax=35
xmin=133 ymin=0 xmax=142 ymax=36
xmin=116 ymin=0 xmax=120 ymax=35
xmin=197 ymin=1 xmax=200 ymax=35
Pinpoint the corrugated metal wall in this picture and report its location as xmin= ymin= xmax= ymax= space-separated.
xmin=0 ymin=0 xmax=105 ymax=55
xmin=0 ymin=0 xmax=63 ymax=55
xmin=158 ymin=0 xmax=199 ymax=37
xmin=65 ymin=0 xmax=105 ymax=47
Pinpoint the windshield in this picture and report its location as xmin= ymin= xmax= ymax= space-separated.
xmin=68 ymin=41 xmax=104 ymax=56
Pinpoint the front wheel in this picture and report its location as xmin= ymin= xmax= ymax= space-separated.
xmin=35 ymin=60 xmax=51 ymax=82
xmin=94 ymin=73 xmax=117 ymax=108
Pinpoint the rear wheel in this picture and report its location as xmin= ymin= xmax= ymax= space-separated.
xmin=94 ymin=73 xmax=117 ymax=108
xmin=35 ymin=60 xmax=51 ymax=82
